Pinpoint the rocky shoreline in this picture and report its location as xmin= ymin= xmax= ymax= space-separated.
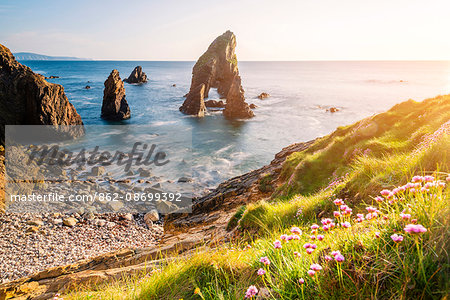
xmin=0 ymin=212 xmax=163 ymax=283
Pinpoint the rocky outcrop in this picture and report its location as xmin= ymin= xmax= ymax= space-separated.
xmin=223 ymin=76 xmax=254 ymax=119
xmin=205 ymin=100 xmax=225 ymax=108
xmin=180 ymin=30 xmax=254 ymax=119
xmin=101 ymin=70 xmax=131 ymax=121
xmin=179 ymin=83 xmax=206 ymax=117
xmin=257 ymin=92 xmax=270 ymax=100
xmin=0 ymin=43 xmax=84 ymax=143
xmin=124 ymin=66 xmax=148 ymax=84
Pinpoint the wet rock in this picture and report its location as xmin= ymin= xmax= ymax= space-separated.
xmin=124 ymin=66 xmax=148 ymax=84
xmin=172 ymin=84 xmax=176 ymax=87
xmin=138 ymin=168 xmax=152 ymax=177
xmin=0 ymin=43 xmax=84 ymax=143
xmin=63 ymin=217 xmax=78 ymax=227
xmin=257 ymin=92 xmax=270 ymax=100
xmin=328 ymin=107 xmax=340 ymax=113
xmin=91 ymin=166 xmax=105 ymax=176
xmin=152 ymin=183 xmax=161 ymax=189
xmin=223 ymin=76 xmax=254 ymax=119
xmin=205 ymin=100 xmax=225 ymax=108
xmin=179 ymin=83 xmax=206 ymax=117
xmin=44 ymin=75 xmax=60 ymax=79
xmin=249 ymin=103 xmax=257 ymax=109
xmin=178 ymin=177 xmax=193 ymax=183
xmin=101 ymin=70 xmax=131 ymax=121
xmin=85 ymin=85 xmax=91 ymax=89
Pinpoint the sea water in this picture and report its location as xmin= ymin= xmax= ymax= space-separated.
xmin=21 ymin=60 xmax=450 ymax=192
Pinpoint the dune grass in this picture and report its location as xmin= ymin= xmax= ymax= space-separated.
xmin=69 ymin=95 xmax=450 ymax=300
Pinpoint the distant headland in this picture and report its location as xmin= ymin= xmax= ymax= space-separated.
xmin=13 ymin=52 xmax=91 ymax=61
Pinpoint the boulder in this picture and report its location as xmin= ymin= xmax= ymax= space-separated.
xmin=0 ymin=43 xmax=84 ymax=143
xmin=63 ymin=217 xmax=78 ymax=227
xmin=179 ymin=83 xmax=206 ymax=117
xmin=91 ymin=166 xmax=105 ymax=176
xmin=249 ymin=103 xmax=257 ymax=109
xmin=257 ymin=92 xmax=270 ymax=100
xmin=205 ymin=100 xmax=225 ymax=108
xmin=327 ymin=107 xmax=340 ymax=113
xmin=223 ymin=76 xmax=254 ymax=119
xmin=144 ymin=209 xmax=159 ymax=225
xmin=101 ymin=70 xmax=131 ymax=121
xmin=124 ymin=66 xmax=148 ymax=84
xmin=85 ymin=85 xmax=91 ymax=89
xmin=180 ymin=30 xmax=254 ymax=119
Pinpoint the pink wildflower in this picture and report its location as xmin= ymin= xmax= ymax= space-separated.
xmin=307 ymin=270 xmax=316 ymax=277
xmin=310 ymin=263 xmax=323 ymax=271
xmin=306 ymin=248 xmax=314 ymax=254
xmin=375 ymin=232 xmax=381 ymax=238
xmin=280 ymin=234 xmax=288 ymax=241
xmin=380 ymin=189 xmax=391 ymax=196
xmin=257 ymin=268 xmax=266 ymax=276
xmin=311 ymin=224 xmax=319 ymax=230
xmin=391 ymin=234 xmax=403 ymax=243
xmin=260 ymin=256 xmax=270 ymax=265
xmin=299 ymin=278 xmax=305 ymax=284
xmin=303 ymin=243 xmax=312 ymax=249
xmin=317 ymin=234 xmax=324 ymax=241
xmin=333 ymin=211 xmax=341 ymax=217
xmin=334 ymin=199 xmax=344 ymax=206
xmin=334 ymin=254 xmax=345 ymax=262
xmin=342 ymin=221 xmax=351 ymax=229
xmin=291 ymin=226 xmax=302 ymax=235
xmin=274 ymin=240 xmax=282 ymax=249
xmin=324 ymin=255 xmax=332 ymax=261
xmin=404 ymin=224 xmax=427 ymax=234
xmin=245 ymin=285 xmax=258 ymax=298
xmin=400 ymin=213 xmax=411 ymax=220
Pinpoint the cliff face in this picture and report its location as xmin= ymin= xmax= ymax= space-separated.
xmin=101 ymin=70 xmax=131 ymax=121
xmin=0 ymin=43 xmax=84 ymax=142
xmin=180 ymin=31 xmax=254 ymax=118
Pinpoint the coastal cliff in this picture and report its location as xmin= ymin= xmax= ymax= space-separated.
xmin=0 ymin=43 xmax=84 ymax=142
xmin=180 ymin=31 xmax=254 ymax=118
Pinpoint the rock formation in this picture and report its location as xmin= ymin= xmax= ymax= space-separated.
xmin=180 ymin=30 xmax=254 ymax=118
xmin=257 ymin=92 xmax=270 ymax=100
xmin=223 ymin=76 xmax=254 ymax=119
xmin=0 ymin=43 xmax=84 ymax=143
xmin=101 ymin=70 xmax=131 ymax=121
xmin=124 ymin=66 xmax=148 ymax=84
xmin=179 ymin=84 xmax=206 ymax=117
xmin=204 ymin=100 xmax=225 ymax=108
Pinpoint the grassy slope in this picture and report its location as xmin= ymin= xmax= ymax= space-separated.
xmin=70 ymin=95 xmax=450 ymax=300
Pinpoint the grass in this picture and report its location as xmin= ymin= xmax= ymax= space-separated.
xmin=68 ymin=95 xmax=450 ymax=300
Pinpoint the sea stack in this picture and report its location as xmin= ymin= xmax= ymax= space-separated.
xmin=101 ymin=70 xmax=131 ymax=120
xmin=0 ymin=43 xmax=84 ymax=142
xmin=124 ymin=66 xmax=148 ymax=84
xmin=223 ymin=76 xmax=254 ymax=119
xmin=180 ymin=30 xmax=254 ymax=119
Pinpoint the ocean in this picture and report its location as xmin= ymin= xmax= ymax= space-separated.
xmin=21 ymin=60 xmax=450 ymax=192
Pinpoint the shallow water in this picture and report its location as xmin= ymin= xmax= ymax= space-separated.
xmin=21 ymin=60 xmax=450 ymax=189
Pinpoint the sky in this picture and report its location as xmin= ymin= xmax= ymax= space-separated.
xmin=1 ymin=0 xmax=449 ymax=61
